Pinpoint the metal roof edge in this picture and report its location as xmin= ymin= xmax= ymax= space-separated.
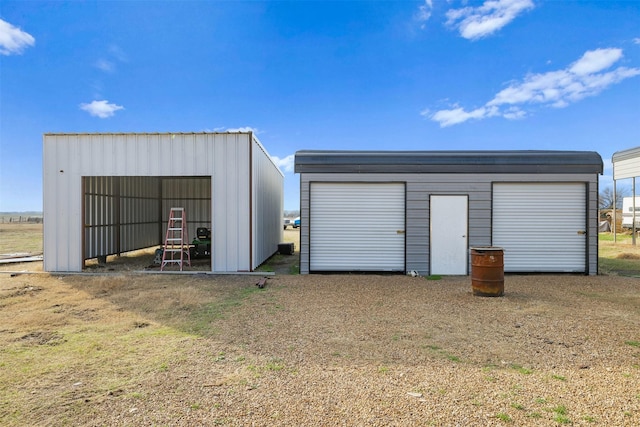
xmin=294 ymin=150 xmax=603 ymax=174
xmin=251 ymin=133 xmax=285 ymax=178
xmin=612 ymin=146 xmax=640 ymax=162
xmin=43 ymin=131 xmax=253 ymax=136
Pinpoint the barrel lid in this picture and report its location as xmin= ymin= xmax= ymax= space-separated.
xmin=470 ymin=246 xmax=504 ymax=251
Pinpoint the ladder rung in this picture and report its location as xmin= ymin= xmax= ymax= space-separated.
xmin=162 ymin=207 xmax=190 ymax=272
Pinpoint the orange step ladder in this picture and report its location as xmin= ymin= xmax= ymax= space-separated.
xmin=161 ymin=207 xmax=191 ymax=271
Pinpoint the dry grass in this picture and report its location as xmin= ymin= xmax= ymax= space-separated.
xmin=0 ymin=223 xmax=43 ymax=256
xmin=599 ymin=232 xmax=640 ymax=275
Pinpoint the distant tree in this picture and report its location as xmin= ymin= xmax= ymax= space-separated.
xmin=599 ymin=186 xmax=630 ymax=209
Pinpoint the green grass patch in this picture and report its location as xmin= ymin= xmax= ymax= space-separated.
xmin=426 ymin=275 xmax=442 ymax=280
xmin=599 ymin=233 xmax=640 ymax=274
xmin=445 ymin=353 xmax=461 ymax=362
xmin=552 ymin=374 xmax=567 ymax=381
xmin=288 ymin=262 xmax=300 ymax=275
xmin=625 ymin=341 xmax=640 ymax=347
xmin=510 ymin=364 xmax=533 ymax=375
xmin=554 ymin=414 xmax=572 ymax=424
xmin=378 ymin=365 xmax=390 ymax=374
xmin=265 ymin=358 xmax=285 ymax=371
xmin=181 ymin=286 xmax=264 ymax=336
xmin=599 ymin=233 xmax=633 ymax=243
xmin=495 ymin=412 xmax=512 ymax=422
xmin=422 ymin=343 xmax=462 ymax=362
xmin=552 ymin=405 xmax=568 ymax=415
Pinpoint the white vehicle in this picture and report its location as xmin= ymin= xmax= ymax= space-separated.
xmin=621 ymin=196 xmax=640 ymax=229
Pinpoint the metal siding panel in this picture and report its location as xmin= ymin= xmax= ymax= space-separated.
xmin=310 ymin=183 xmax=405 ymax=271
xmin=43 ymin=136 xmax=59 ymax=271
xmin=210 ymin=133 xmax=251 ymax=272
xmin=251 ymin=139 xmax=284 ymax=269
xmin=237 ymin=135 xmax=251 ymax=270
xmin=212 ymin=136 xmax=227 ymax=271
xmin=493 ymin=183 xmax=586 ymax=272
xmin=224 ymin=135 xmax=239 ymax=270
xmin=613 ymin=157 xmax=640 ymax=180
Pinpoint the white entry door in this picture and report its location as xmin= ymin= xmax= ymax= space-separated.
xmin=430 ymin=195 xmax=468 ymax=275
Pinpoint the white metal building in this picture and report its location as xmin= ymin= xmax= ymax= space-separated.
xmin=295 ymin=150 xmax=603 ymax=275
xmin=612 ymin=146 xmax=640 ymax=244
xmin=43 ymin=132 xmax=284 ymax=273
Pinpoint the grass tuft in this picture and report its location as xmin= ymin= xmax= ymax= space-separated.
xmin=495 ymin=412 xmax=512 ymax=422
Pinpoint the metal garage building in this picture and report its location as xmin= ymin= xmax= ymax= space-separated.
xmin=294 ymin=150 xmax=603 ymax=275
xmin=43 ymin=132 xmax=283 ymax=273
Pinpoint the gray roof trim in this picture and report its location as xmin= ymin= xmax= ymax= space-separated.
xmin=44 ymin=131 xmax=251 ymax=136
xmin=612 ymin=146 xmax=640 ymax=163
xmin=294 ymin=150 xmax=603 ymax=174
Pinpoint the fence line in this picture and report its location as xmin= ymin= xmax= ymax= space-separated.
xmin=0 ymin=216 xmax=43 ymax=223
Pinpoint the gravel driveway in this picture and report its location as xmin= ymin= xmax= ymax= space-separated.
xmin=74 ymin=272 xmax=640 ymax=426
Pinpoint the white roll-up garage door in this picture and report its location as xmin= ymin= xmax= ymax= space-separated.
xmin=310 ymin=182 xmax=405 ymax=272
xmin=493 ymin=183 xmax=586 ymax=273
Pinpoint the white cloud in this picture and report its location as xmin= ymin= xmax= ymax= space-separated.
xmin=428 ymin=47 xmax=640 ymax=127
xmin=272 ymin=154 xmax=295 ymax=173
xmin=79 ymin=100 xmax=124 ymax=118
xmin=94 ymin=44 xmax=126 ymax=73
xmin=634 ymin=38 xmax=640 ymax=45
xmin=212 ymin=126 xmax=261 ymax=134
xmin=569 ymin=48 xmax=623 ymax=75
xmin=446 ymin=0 xmax=535 ymax=40
xmin=108 ymin=44 xmax=127 ymax=62
xmin=94 ymin=59 xmax=115 ymax=72
xmin=226 ymin=127 xmax=259 ymax=133
xmin=0 ymin=19 xmax=35 ymax=55
xmin=415 ymin=0 xmax=434 ymax=29
xmin=427 ymin=106 xmax=497 ymax=127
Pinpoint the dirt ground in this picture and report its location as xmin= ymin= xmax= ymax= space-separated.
xmin=1 ymin=228 xmax=640 ymax=425
xmin=1 ymin=272 xmax=639 ymax=424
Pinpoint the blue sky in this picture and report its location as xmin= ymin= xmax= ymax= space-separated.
xmin=1 ymin=0 xmax=639 ymax=212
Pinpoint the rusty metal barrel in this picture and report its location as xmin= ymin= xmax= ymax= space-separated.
xmin=470 ymin=247 xmax=504 ymax=297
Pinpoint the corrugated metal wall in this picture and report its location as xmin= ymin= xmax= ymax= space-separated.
xmin=161 ymin=177 xmax=211 ymax=245
xmin=251 ymin=137 xmax=284 ymax=269
xmin=298 ymin=173 xmax=599 ymax=275
xmin=612 ymin=147 xmax=640 ymax=181
xmin=43 ymin=133 xmax=281 ymax=273
xmin=83 ymin=176 xmax=161 ymax=259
